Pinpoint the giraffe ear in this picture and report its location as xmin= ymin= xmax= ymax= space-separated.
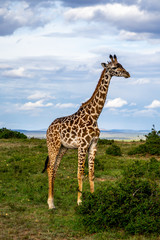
xmin=114 ymin=55 xmax=118 ymax=63
xmin=101 ymin=63 xmax=107 ymax=68
xmin=109 ymin=55 xmax=114 ymax=62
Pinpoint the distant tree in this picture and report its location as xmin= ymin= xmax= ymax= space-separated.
xmin=128 ymin=125 xmax=160 ymax=155
xmin=0 ymin=128 xmax=27 ymax=139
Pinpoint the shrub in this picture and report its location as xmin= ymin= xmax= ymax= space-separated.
xmin=106 ymin=144 xmax=122 ymax=156
xmin=128 ymin=125 xmax=160 ymax=155
xmin=98 ymin=139 xmax=114 ymax=145
xmin=0 ymin=128 xmax=27 ymax=139
xmin=145 ymin=125 xmax=160 ymax=143
xmin=123 ymin=158 xmax=160 ymax=179
xmin=85 ymin=157 xmax=104 ymax=172
xmin=128 ymin=144 xmax=147 ymax=155
xmin=76 ymin=159 xmax=160 ymax=235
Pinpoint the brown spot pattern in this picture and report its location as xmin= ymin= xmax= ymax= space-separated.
xmin=45 ymin=56 xmax=130 ymax=209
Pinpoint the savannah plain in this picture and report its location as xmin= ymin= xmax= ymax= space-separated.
xmin=0 ymin=137 xmax=160 ymax=240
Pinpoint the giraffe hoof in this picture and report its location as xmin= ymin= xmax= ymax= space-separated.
xmin=48 ymin=199 xmax=56 ymax=209
xmin=77 ymin=199 xmax=82 ymax=206
xmin=49 ymin=205 xmax=56 ymax=210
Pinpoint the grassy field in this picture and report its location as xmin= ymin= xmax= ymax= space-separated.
xmin=0 ymin=138 xmax=160 ymax=240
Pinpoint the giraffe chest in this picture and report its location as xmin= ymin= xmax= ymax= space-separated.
xmin=61 ymin=138 xmax=78 ymax=149
xmin=60 ymin=126 xmax=79 ymax=149
xmin=61 ymin=134 xmax=79 ymax=149
xmin=60 ymin=123 xmax=99 ymax=149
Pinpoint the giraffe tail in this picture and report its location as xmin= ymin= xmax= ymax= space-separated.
xmin=42 ymin=156 xmax=49 ymax=173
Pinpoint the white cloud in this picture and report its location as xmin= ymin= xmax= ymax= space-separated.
xmin=145 ymin=100 xmax=160 ymax=109
xmin=130 ymin=102 xmax=137 ymax=106
xmin=55 ymin=103 xmax=79 ymax=109
xmin=0 ymin=1 xmax=56 ymax=36
xmin=6 ymin=2 xmax=32 ymax=25
xmin=119 ymin=30 xmax=151 ymax=41
xmin=129 ymin=78 xmax=150 ymax=85
xmin=17 ymin=100 xmax=53 ymax=111
xmin=27 ymin=91 xmax=55 ymax=100
xmin=64 ymin=3 xmax=160 ymax=35
xmin=0 ymin=63 xmax=10 ymax=69
xmin=65 ymin=3 xmax=148 ymax=23
xmin=0 ymin=1 xmax=160 ymax=131
xmin=133 ymin=108 xmax=160 ymax=117
xmin=65 ymin=3 xmax=142 ymax=21
xmin=2 ymin=67 xmax=31 ymax=78
xmin=105 ymin=98 xmax=127 ymax=108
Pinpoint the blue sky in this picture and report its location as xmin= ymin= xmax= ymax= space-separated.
xmin=0 ymin=0 xmax=160 ymax=130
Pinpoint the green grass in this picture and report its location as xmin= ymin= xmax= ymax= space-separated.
xmin=77 ymin=159 xmax=160 ymax=235
xmin=0 ymin=138 xmax=160 ymax=239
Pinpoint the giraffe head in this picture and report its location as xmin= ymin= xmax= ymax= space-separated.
xmin=101 ymin=55 xmax=130 ymax=78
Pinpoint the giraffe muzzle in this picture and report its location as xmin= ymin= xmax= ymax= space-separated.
xmin=124 ymin=72 xmax=130 ymax=78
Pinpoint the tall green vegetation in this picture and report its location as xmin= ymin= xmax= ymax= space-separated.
xmin=98 ymin=138 xmax=122 ymax=156
xmin=76 ymin=159 xmax=160 ymax=235
xmin=106 ymin=144 xmax=122 ymax=156
xmin=128 ymin=125 xmax=160 ymax=155
xmin=0 ymin=128 xmax=27 ymax=139
xmin=98 ymin=139 xmax=114 ymax=145
xmin=1 ymin=138 xmax=160 ymax=239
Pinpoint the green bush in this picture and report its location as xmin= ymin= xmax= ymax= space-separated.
xmin=123 ymin=158 xmax=160 ymax=179
xmin=85 ymin=157 xmax=104 ymax=172
xmin=76 ymin=159 xmax=160 ymax=235
xmin=128 ymin=125 xmax=160 ymax=155
xmin=106 ymin=144 xmax=122 ymax=156
xmin=0 ymin=128 xmax=27 ymax=139
xmin=98 ymin=139 xmax=114 ymax=145
xmin=128 ymin=144 xmax=147 ymax=155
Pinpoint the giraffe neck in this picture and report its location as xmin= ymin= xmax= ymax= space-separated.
xmin=79 ymin=69 xmax=112 ymax=121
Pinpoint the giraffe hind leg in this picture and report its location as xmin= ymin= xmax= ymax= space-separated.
xmin=47 ymin=140 xmax=61 ymax=209
xmin=77 ymin=146 xmax=88 ymax=205
xmin=42 ymin=156 xmax=49 ymax=173
xmin=47 ymin=145 xmax=67 ymax=209
xmin=88 ymin=139 xmax=98 ymax=193
xmin=53 ymin=146 xmax=68 ymax=176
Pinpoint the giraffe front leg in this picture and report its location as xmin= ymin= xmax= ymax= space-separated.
xmin=88 ymin=139 xmax=98 ymax=193
xmin=77 ymin=147 xmax=87 ymax=205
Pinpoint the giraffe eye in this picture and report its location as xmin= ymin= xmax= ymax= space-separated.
xmin=112 ymin=67 xmax=117 ymax=70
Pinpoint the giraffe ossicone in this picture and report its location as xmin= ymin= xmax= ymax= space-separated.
xmin=42 ymin=55 xmax=130 ymax=209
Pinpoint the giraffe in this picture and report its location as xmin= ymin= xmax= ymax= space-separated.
xmin=42 ymin=55 xmax=130 ymax=209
